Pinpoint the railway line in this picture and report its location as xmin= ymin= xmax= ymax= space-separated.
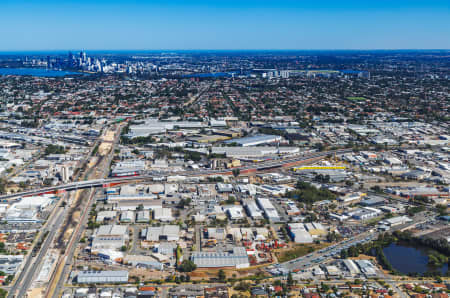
xmin=0 ymin=149 xmax=352 ymax=200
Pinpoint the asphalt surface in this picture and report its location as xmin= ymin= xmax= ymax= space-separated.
xmin=281 ymin=212 xmax=431 ymax=272
xmin=8 ymin=201 xmax=67 ymax=298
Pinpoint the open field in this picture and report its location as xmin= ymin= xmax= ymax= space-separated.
xmin=275 ymin=243 xmax=329 ymax=263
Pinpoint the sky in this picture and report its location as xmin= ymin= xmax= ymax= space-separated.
xmin=0 ymin=0 xmax=449 ymax=51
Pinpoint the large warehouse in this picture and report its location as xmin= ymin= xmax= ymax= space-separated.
xmin=77 ymin=270 xmax=129 ymax=284
xmin=191 ymin=247 xmax=249 ymax=269
xmin=224 ymin=134 xmax=283 ymax=147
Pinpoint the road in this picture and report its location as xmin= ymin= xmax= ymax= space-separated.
xmin=281 ymin=211 xmax=432 ymax=272
xmin=0 ymin=149 xmax=352 ymax=200
xmin=7 ymin=197 xmax=67 ymax=298
xmin=49 ymin=125 xmax=123 ymax=298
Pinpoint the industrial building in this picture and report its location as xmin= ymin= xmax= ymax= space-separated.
xmin=256 ymin=198 xmax=280 ymax=222
xmin=191 ymin=247 xmax=249 ymax=269
xmin=342 ymin=259 xmax=360 ymax=276
xmin=120 ymin=211 xmax=134 ymax=223
xmin=211 ymin=146 xmax=299 ymax=158
xmin=96 ymin=211 xmax=117 ymax=223
xmin=110 ymin=160 xmax=146 ymax=177
xmin=0 ymin=255 xmax=24 ymax=275
xmin=224 ymin=134 xmax=283 ymax=147
xmin=153 ymin=208 xmax=174 ymax=222
xmin=91 ymin=225 xmax=128 ymax=251
xmin=123 ymin=255 xmax=164 ymax=270
xmin=380 ymin=215 xmax=412 ymax=227
xmin=136 ymin=211 xmax=150 ymax=223
xmin=243 ymin=199 xmax=264 ymax=219
xmin=216 ymin=183 xmax=233 ymax=193
xmin=144 ymin=225 xmax=180 ymax=242
xmin=349 ymin=207 xmax=382 ymax=220
xmin=288 ymin=223 xmax=313 ymax=243
xmin=76 ymin=270 xmax=129 ymax=284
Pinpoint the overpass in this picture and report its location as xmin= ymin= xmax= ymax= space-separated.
xmin=0 ymin=148 xmax=352 ymax=200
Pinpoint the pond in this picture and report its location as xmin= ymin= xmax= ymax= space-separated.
xmin=383 ymin=242 xmax=448 ymax=275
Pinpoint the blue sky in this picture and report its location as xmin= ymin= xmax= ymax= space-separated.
xmin=0 ymin=0 xmax=449 ymax=50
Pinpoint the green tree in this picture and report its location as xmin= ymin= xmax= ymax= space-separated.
xmin=179 ymin=260 xmax=197 ymax=272
xmin=218 ymin=269 xmax=226 ymax=282
xmin=287 ymin=272 xmax=294 ymax=286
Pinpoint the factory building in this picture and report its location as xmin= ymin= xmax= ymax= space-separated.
xmin=96 ymin=211 xmax=117 ymax=223
xmin=256 ymin=198 xmax=280 ymax=222
xmin=76 ymin=270 xmax=129 ymax=284
xmin=216 ymin=183 xmax=233 ymax=193
xmin=136 ymin=211 xmax=150 ymax=223
xmin=120 ymin=211 xmax=134 ymax=223
xmin=342 ymin=259 xmax=360 ymax=276
xmin=91 ymin=225 xmax=128 ymax=251
xmin=287 ymin=223 xmax=313 ymax=243
xmin=224 ymin=134 xmax=283 ymax=147
xmin=191 ymin=247 xmax=249 ymax=269
xmin=110 ymin=160 xmax=146 ymax=177
xmin=211 ymin=146 xmax=299 ymax=158
xmin=144 ymin=225 xmax=180 ymax=242
xmin=153 ymin=208 xmax=174 ymax=222
xmin=243 ymin=199 xmax=264 ymax=219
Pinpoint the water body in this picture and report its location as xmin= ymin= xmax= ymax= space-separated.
xmin=383 ymin=242 xmax=448 ymax=275
xmin=0 ymin=68 xmax=82 ymax=77
xmin=184 ymin=72 xmax=237 ymax=78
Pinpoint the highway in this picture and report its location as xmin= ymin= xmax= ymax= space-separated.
xmin=49 ymin=124 xmax=123 ymax=298
xmin=7 ymin=197 xmax=67 ymax=298
xmin=0 ymin=148 xmax=352 ymax=200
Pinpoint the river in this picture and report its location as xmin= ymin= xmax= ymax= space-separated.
xmin=0 ymin=68 xmax=82 ymax=77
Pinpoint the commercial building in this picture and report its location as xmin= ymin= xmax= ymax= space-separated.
xmin=76 ymin=270 xmax=129 ymax=284
xmin=380 ymin=215 xmax=412 ymax=227
xmin=349 ymin=207 xmax=382 ymax=220
xmin=191 ymin=247 xmax=249 ymax=269
xmin=0 ymin=255 xmax=24 ymax=275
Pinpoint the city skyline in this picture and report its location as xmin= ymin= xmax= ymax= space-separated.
xmin=1 ymin=0 xmax=449 ymax=51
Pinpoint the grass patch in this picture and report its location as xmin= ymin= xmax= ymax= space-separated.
xmin=275 ymin=243 xmax=328 ymax=263
xmin=346 ymin=97 xmax=367 ymax=101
